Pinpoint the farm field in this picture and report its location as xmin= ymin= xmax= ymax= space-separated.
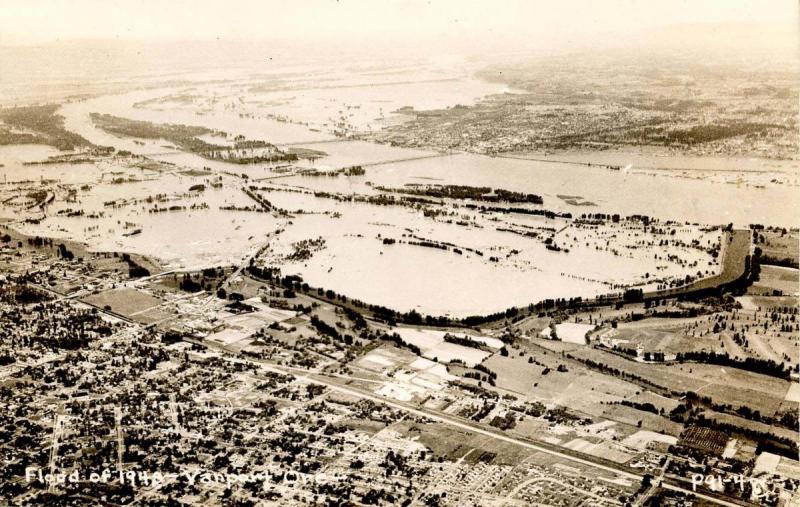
xmin=699 ymin=410 xmax=799 ymax=443
xmin=553 ymin=322 xmax=595 ymax=344
xmin=82 ymin=287 xmax=163 ymax=318
xmin=752 ymin=265 xmax=799 ymax=295
xmin=599 ymin=404 xmax=682 ymax=437
xmin=737 ymin=294 xmax=798 ymax=309
xmin=680 ymin=426 xmax=729 ymax=456
xmin=568 ymin=346 xmax=791 ymax=415
xmin=483 ymin=344 xmax=641 ymax=416
xmin=393 ymin=326 xmax=502 ymax=366
xmin=609 ymin=318 xmax=723 ymax=355
xmin=758 ymin=228 xmax=799 ymax=267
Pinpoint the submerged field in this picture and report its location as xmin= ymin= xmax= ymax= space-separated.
xmin=0 ymin=67 xmax=794 ymax=316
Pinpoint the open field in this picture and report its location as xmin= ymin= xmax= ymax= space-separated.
xmin=609 ymin=318 xmax=724 ymax=355
xmin=394 ymin=327 xmax=502 ymax=366
xmin=752 ymin=265 xmax=799 ymax=295
xmin=483 ymin=343 xmax=643 ymax=418
xmin=82 ymin=287 xmax=164 ymax=318
xmin=758 ymin=228 xmax=799 ymax=268
xmin=568 ymin=346 xmax=791 ymax=415
xmin=600 ymin=404 xmax=682 ymax=436
xmin=738 ymin=294 xmax=798 ymax=309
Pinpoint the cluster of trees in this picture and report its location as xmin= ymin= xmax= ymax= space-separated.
xmin=579 ymin=213 xmax=654 ymax=226
xmin=121 ymin=253 xmax=150 ymax=278
xmin=24 ymin=236 xmax=62 ymax=252
xmin=460 ymin=296 xmax=585 ymax=327
xmin=622 ymin=288 xmax=644 ymax=303
xmin=514 ymin=401 xmax=547 ymax=417
xmin=90 ymin=113 xmax=300 ymax=164
xmin=5 ymin=304 xmax=113 ymax=350
xmin=246 ymin=264 xmax=281 ymax=281
xmin=759 ymin=254 xmax=799 ymax=269
xmin=467 ymin=364 xmax=498 ymax=384
xmin=666 ymin=122 xmax=783 ymax=145
xmin=465 ymin=203 xmax=571 ymax=220
xmin=471 ymin=400 xmax=496 ymax=421
xmin=179 ymin=274 xmax=202 ymax=293
xmin=379 ymin=184 xmax=543 ymax=204
xmin=489 ymin=411 xmax=517 ymax=430
xmin=90 ymin=113 xmax=219 ymax=152
xmin=382 ymin=332 xmax=421 ymax=356
xmin=342 ymin=165 xmax=365 ymax=176
xmin=177 ymin=268 xmax=226 ymax=293
xmin=302 ymin=165 xmax=363 ymax=177
xmin=343 ymin=308 xmax=367 ymax=330
xmin=0 ymin=104 xmax=97 ymax=150
xmin=310 ymin=315 xmax=353 ymax=346
xmin=56 ymin=243 xmax=74 ymax=261
xmin=616 ymin=400 xmax=660 ymax=415
xmin=406 ymin=239 xmax=448 ymax=251
xmin=673 ymin=391 xmax=799 ymax=437
xmin=463 ymin=370 xmax=494 ymax=385
xmin=509 ymin=401 xmax=587 ymax=425
xmin=0 ymin=283 xmax=50 ymax=305
xmin=443 ymin=334 xmax=489 ymax=350
xmin=448 ymin=379 xmax=498 ymax=399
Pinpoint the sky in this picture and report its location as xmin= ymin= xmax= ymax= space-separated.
xmin=0 ymin=0 xmax=796 ymax=94
xmin=0 ymin=0 xmax=796 ymax=50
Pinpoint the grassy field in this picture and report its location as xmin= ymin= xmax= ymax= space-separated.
xmin=600 ymin=405 xmax=682 ymax=437
xmin=765 ymin=334 xmax=798 ymax=364
xmin=568 ymin=347 xmax=790 ymax=415
xmin=484 ymin=343 xmax=640 ymax=413
xmin=751 ymin=265 xmax=799 ymax=295
xmin=738 ymin=294 xmax=798 ymax=309
xmin=627 ymin=390 xmax=680 ymax=413
xmin=355 ymin=343 xmax=418 ymax=373
xmin=82 ymin=287 xmax=164 ymax=318
xmin=136 ymin=306 xmax=175 ymax=326
xmin=479 ymin=340 xmax=692 ymax=442
xmin=611 ymin=317 xmax=724 ymax=355
xmin=759 ymin=228 xmax=799 ymax=267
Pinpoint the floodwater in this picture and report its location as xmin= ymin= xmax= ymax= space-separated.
xmin=0 ymin=151 xmax=283 ymax=270
xmin=257 ymin=190 xmax=719 ymax=316
xmin=57 ymin=75 xmax=799 ymax=227
xmin=2 ymin=67 xmax=794 ymax=315
xmin=356 ymin=153 xmax=799 ymax=227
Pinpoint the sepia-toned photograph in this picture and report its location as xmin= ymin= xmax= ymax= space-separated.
xmin=0 ymin=1 xmax=798 ymax=505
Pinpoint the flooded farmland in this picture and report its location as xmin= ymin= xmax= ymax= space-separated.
xmin=1 ymin=70 xmax=794 ymax=315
